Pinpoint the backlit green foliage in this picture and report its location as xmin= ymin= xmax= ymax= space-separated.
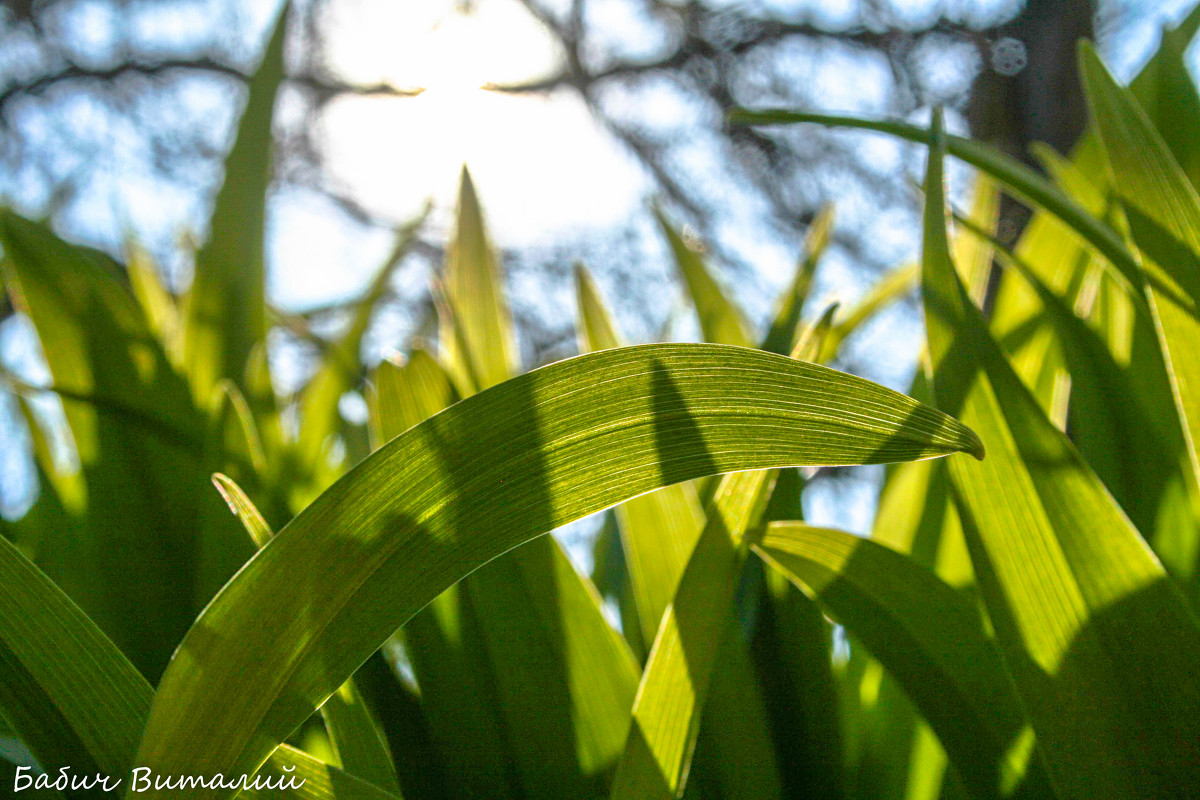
xmin=1 ymin=7 xmax=1198 ymax=800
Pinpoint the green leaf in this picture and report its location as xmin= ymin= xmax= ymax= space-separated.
xmin=125 ymin=239 xmax=181 ymax=363
xmin=1122 ymin=9 xmax=1200 ymax=189
xmin=368 ymin=351 xmax=459 ymax=448
xmin=212 ymin=473 xmax=274 ymax=549
xmin=791 ymin=302 xmax=838 ymax=363
xmin=440 ymin=168 xmax=517 ymax=392
xmin=10 ymin=391 xmax=85 ymax=517
xmin=134 ymin=342 xmax=980 ymax=798
xmin=754 ymin=523 xmax=1047 ymax=799
xmin=761 ymin=205 xmax=834 ymax=356
xmin=655 ymin=208 xmax=755 ymax=347
xmin=317 ymin=681 xmax=402 ymax=797
xmin=214 ymin=473 xmax=373 ymax=790
xmin=728 ymin=107 xmax=1143 ymax=293
xmin=182 ymin=3 xmax=287 ymax=403
xmin=0 ymin=209 xmax=215 ymax=679
xmin=1080 ymin=43 xmax=1200 ymax=507
xmin=610 ymin=470 xmax=776 ymax=800
xmin=849 ymin=368 xmax=972 ymax=800
xmin=921 ymin=109 xmax=1200 ymax=799
xmin=954 ymin=213 xmax=1180 ymax=545
xmin=369 ymin=356 xmax=518 ymax=798
xmin=0 ymin=533 xmax=147 ymax=781
xmin=745 ymin=555 xmax=845 ymax=800
xmin=0 ymin=531 xmax=400 ymax=800
xmin=212 ymin=473 xmax=400 ymax=795
xmin=575 ymin=264 xmax=623 ymax=353
xmin=372 ymin=348 xmax=637 ymax=799
xmin=194 ymin=381 xmax=268 ymax=605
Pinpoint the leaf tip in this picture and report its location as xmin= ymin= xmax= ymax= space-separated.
xmin=963 ymin=428 xmax=986 ymax=461
xmin=211 ymin=472 xmax=238 ymax=513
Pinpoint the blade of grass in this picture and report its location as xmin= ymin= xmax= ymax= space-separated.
xmin=844 ymin=368 xmax=972 ymax=800
xmin=125 ymin=239 xmax=180 ymax=363
xmin=440 ymin=168 xmax=516 ymax=392
xmin=1122 ymin=9 xmax=1200 ymax=188
xmin=790 ymin=302 xmax=838 ymax=363
xmin=374 ymin=349 xmax=629 ymax=799
xmin=610 ymin=469 xmax=776 ymax=800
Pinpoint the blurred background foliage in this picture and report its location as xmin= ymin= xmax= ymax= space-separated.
xmin=0 ymin=0 xmax=1188 ymax=409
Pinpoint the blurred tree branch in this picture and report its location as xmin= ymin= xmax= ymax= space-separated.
xmin=0 ymin=0 xmax=1096 ymax=349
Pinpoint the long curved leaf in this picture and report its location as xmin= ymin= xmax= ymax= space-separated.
xmin=0 ymin=534 xmax=145 ymax=782
xmin=753 ymin=523 xmax=1047 ymax=799
xmin=0 ymin=530 xmax=399 ymax=800
xmin=431 ymin=196 xmax=646 ymax=797
xmin=1081 ymin=44 xmax=1200 ymax=501
xmin=133 ymin=342 xmax=980 ymax=798
xmin=921 ymin=109 xmax=1200 ymax=799
xmin=728 ymin=108 xmax=1143 ymax=293
xmin=574 ymin=265 xmax=706 ymax=643
xmin=213 ymin=474 xmax=401 ymax=795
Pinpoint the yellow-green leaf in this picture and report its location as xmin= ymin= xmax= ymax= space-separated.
xmin=922 ymin=109 xmax=1200 ymax=799
xmin=133 ymin=343 xmax=980 ymax=798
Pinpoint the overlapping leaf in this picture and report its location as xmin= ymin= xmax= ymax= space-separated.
xmin=133 ymin=342 xmax=979 ymax=798
xmin=921 ymin=109 xmax=1200 ymax=799
xmin=0 ymin=532 xmax=399 ymax=800
xmin=0 ymin=210 xmax=222 ymax=679
xmin=754 ymin=523 xmax=1049 ymax=799
xmin=414 ymin=176 xmax=642 ymax=798
xmin=1081 ymin=44 xmax=1200 ymax=502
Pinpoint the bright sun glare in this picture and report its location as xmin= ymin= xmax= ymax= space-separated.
xmin=410 ymin=14 xmax=494 ymax=95
xmin=313 ymin=0 xmax=644 ymax=242
xmin=275 ymin=0 xmax=647 ymax=308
